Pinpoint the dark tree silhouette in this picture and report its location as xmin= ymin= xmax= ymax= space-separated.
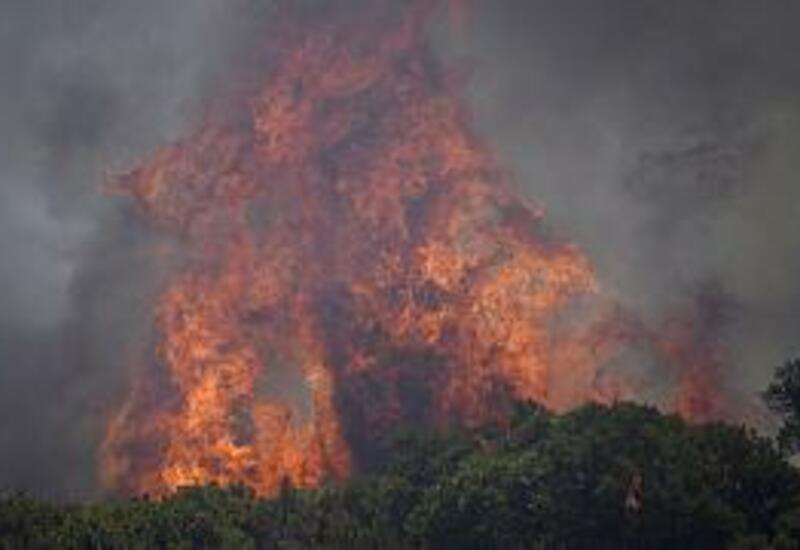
xmin=763 ymin=358 xmax=800 ymax=454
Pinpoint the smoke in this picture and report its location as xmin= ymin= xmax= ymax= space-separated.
xmin=444 ymin=0 xmax=800 ymax=415
xmin=1 ymin=0 xmax=798 ymax=496
xmin=0 ymin=0 xmax=272 ymax=498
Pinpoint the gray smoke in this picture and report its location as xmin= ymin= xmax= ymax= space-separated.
xmin=0 ymin=0 xmax=272 ymax=498
xmin=1 ymin=0 xmax=798 ymax=497
xmin=445 ymin=0 xmax=800 ymax=416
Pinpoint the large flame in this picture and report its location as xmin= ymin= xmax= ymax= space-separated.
xmin=102 ymin=0 xmax=725 ymax=497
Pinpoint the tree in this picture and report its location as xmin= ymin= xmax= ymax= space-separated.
xmin=2 ymin=401 xmax=799 ymax=548
xmin=763 ymin=358 xmax=800 ymax=454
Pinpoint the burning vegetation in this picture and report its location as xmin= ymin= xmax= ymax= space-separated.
xmin=101 ymin=0 xmax=726 ymax=497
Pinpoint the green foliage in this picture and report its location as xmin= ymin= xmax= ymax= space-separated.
xmin=399 ymin=403 xmax=794 ymax=549
xmin=1 ymin=402 xmax=798 ymax=549
xmin=763 ymin=358 xmax=800 ymax=453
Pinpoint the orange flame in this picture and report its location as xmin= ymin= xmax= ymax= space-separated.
xmin=102 ymin=0 xmax=726 ymax=497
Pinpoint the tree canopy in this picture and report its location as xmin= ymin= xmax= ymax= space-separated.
xmin=763 ymin=358 xmax=800 ymax=454
xmin=2 ymin=400 xmax=799 ymax=549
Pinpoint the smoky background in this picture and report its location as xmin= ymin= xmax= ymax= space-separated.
xmin=444 ymin=0 xmax=800 ymax=414
xmin=0 ymin=0 xmax=272 ymax=498
xmin=0 ymin=0 xmax=798 ymax=497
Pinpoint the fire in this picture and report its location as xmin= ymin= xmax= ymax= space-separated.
xmin=102 ymin=0 xmax=725 ymax=497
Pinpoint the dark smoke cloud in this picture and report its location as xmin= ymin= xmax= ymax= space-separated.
xmin=1 ymin=0 xmax=798 ymax=496
xmin=444 ymin=0 xmax=800 ymax=416
xmin=0 ymin=0 xmax=272 ymax=498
